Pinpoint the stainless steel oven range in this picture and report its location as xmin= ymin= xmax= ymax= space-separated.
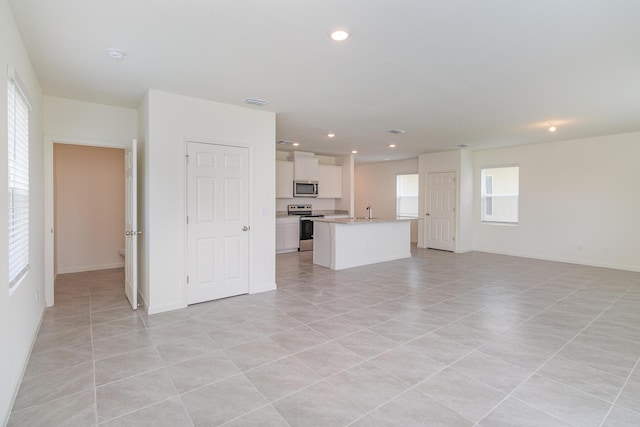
xmin=287 ymin=204 xmax=324 ymax=252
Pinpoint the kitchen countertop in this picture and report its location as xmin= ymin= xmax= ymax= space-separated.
xmin=313 ymin=217 xmax=411 ymax=224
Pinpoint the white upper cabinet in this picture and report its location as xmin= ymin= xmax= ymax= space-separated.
xmin=276 ymin=161 xmax=294 ymax=198
xmin=293 ymin=154 xmax=319 ymax=181
xmin=318 ymin=164 xmax=343 ymax=198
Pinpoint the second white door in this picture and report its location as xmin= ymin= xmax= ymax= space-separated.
xmin=426 ymin=172 xmax=456 ymax=251
xmin=187 ymin=142 xmax=249 ymax=304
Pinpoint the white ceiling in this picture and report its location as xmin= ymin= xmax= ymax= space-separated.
xmin=8 ymin=0 xmax=640 ymax=163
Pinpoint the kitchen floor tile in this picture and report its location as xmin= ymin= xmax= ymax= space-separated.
xmin=95 ymin=368 xmax=177 ymax=423
xmin=479 ymin=397 xmax=572 ymax=427
xmin=370 ymin=345 xmax=446 ymax=385
xmin=7 ymin=390 xmax=95 ymax=427
xmin=512 ymin=374 xmax=612 ymax=427
xmin=417 ymin=367 xmax=506 ymax=423
xmin=181 ymin=374 xmax=267 ymax=426
xmin=12 ymin=362 xmax=94 ymax=412
xmin=167 ymin=350 xmax=240 ymax=393
xmin=327 ymin=362 xmax=411 ymax=412
xmin=369 ymin=388 xmax=473 ymax=427
xmin=11 ymin=253 xmax=640 ymax=426
xmin=245 ymin=356 xmax=321 ymax=401
xmin=98 ymin=397 xmax=191 ymax=427
xmin=272 ymin=381 xmax=365 ymax=427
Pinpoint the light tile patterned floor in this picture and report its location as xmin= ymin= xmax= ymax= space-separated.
xmin=8 ymin=248 xmax=640 ymax=426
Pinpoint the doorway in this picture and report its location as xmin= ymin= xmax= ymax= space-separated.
xmin=53 ymin=144 xmax=125 ymax=276
xmin=186 ymin=142 xmax=250 ymax=304
xmin=425 ymin=171 xmax=456 ymax=251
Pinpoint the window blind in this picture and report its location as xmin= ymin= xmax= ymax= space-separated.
xmin=8 ymin=78 xmax=30 ymax=287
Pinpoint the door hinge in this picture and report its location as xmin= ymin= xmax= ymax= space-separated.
xmin=185 ymin=154 xmax=189 ymax=163
xmin=186 ymin=216 xmax=189 ymax=224
xmin=453 ymin=236 xmax=456 ymax=241
xmin=186 ymin=276 xmax=189 ymax=284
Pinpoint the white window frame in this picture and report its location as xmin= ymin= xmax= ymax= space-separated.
xmin=396 ymin=173 xmax=419 ymax=219
xmin=481 ymin=165 xmax=519 ymax=224
xmin=8 ymin=67 xmax=31 ymax=290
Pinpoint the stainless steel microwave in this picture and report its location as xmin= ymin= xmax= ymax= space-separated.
xmin=294 ymin=180 xmax=319 ymax=197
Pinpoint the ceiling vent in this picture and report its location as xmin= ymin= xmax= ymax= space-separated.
xmin=278 ymin=140 xmax=292 ymax=145
xmin=387 ymin=129 xmax=405 ymax=134
xmin=244 ymin=98 xmax=269 ymax=106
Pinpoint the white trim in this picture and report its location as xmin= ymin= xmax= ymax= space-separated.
xmin=147 ymin=301 xmax=188 ymax=315
xmin=3 ymin=308 xmax=45 ymax=427
xmin=473 ymin=248 xmax=640 ymax=273
xmin=57 ymin=262 xmax=125 ymax=275
xmin=44 ymin=135 xmax=131 ymax=307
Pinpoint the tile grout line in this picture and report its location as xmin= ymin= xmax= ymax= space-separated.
xmin=470 ymin=278 xmax=637 ymax=427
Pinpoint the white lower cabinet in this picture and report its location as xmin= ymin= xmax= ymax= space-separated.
xmin=276 ymin=217 xmax=299 ymax=253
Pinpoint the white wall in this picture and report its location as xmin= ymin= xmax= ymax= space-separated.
xmin=355 ymin=158 xmax=419 ymax=242
xmin=44 ymin=96 xmax=137 ymax=144
xmin=144 ymin=90 xmax=276 ymax=314
xmin=458 ymin=150 xmax=474 ymax=252
xmin=137 ymin=94 xmax=149 ymax=306
xmin=42 ymin=97 xmax=138 ymax=305
xmin=54 ymin=144 xmax=125 ymax=274
xmin=473 ymin=132 xmax=640 ymax=271
xmin=0 ymin=1 xmax=44 ymax=424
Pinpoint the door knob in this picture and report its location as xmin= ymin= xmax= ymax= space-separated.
xmin=137 ymin=230 xmax=142 ymax=235
xmin=242 ymin=226 xmax=250 ymax=231
xmin=125 ymin=231 xmax=131 ymax=236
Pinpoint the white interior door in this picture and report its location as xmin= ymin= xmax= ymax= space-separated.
xmin=426 ymin=172 xmax=456 ymax=251
xmin=187 ymin=142 xmax=249 ymax=304
xmin=124 ymin=139 xmax=138 ymax=309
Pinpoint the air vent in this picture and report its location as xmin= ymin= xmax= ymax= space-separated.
xmin=244 ymin=98 xmax=269 ymax=106
xmin=458 ymin=144 xmax=469 ymax=148
xmin=387 ymin=129 xmax=405 ymax=134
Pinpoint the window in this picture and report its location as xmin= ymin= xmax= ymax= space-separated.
xmin=8 ymin=76 xmax=30 ymax=288
xmin=481 ymin=166 xmax=518 ymax=223
xmin=396 ymin=174 xmax=419 ymax=218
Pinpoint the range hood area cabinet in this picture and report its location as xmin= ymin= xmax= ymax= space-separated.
xmin=277 ymin=154 xmax=342 ymax=199
xmin=318 ymin=164 xmax=343 ymax=199
xmin=276 ymin=160 xmax=294 ymax=198
xmin=293 ymin=154 xmax=319 ymax=181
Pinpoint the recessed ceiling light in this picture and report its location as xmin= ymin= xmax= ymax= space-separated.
xmin=548 ymin=124 xmax=557 ymax=132
xmin=292 ymin=142 xmax=300 ymax=147
xmin=351 ymin=150 xmax=358 ymax=154
xmin=106 ymin=48 xmax=126 ymax=60
xmin=387 ymin=129 xmax=405 ymax=134
xmin=327 ymin=133 xmax=335 ymax=138
xmin=243 ymin=98 xmax=269 ymax=107
xmin=388 ymin=144 xmax=397 ymax=148
xmin=330 ymin=30 xmax=349 ymax=41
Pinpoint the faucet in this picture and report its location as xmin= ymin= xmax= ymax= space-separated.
xmin=366 ymin=205 xmax=373 ymax=219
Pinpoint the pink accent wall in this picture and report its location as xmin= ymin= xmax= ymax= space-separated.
xmin=54 ymin=144 xmax=125 ymax=274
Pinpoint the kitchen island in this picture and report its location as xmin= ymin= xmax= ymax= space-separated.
xmin=313 ymin=217 xmax=411 ymax=270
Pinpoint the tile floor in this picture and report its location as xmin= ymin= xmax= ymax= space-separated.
xmin=8 ymin=247 xmax=640 ymax=426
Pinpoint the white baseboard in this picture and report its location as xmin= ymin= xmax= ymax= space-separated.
xmin=474 ymin=248 xmax=640 ymax=273
xmin=3 ymin=305 xmax=45 ymax=427
xmin=57 ymin=262 xmax=125 ymax=274
xmin=250 ymin=282 xmax=277 ymax=294
xmin=147 ymin=301 xmax=188 ymax=315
